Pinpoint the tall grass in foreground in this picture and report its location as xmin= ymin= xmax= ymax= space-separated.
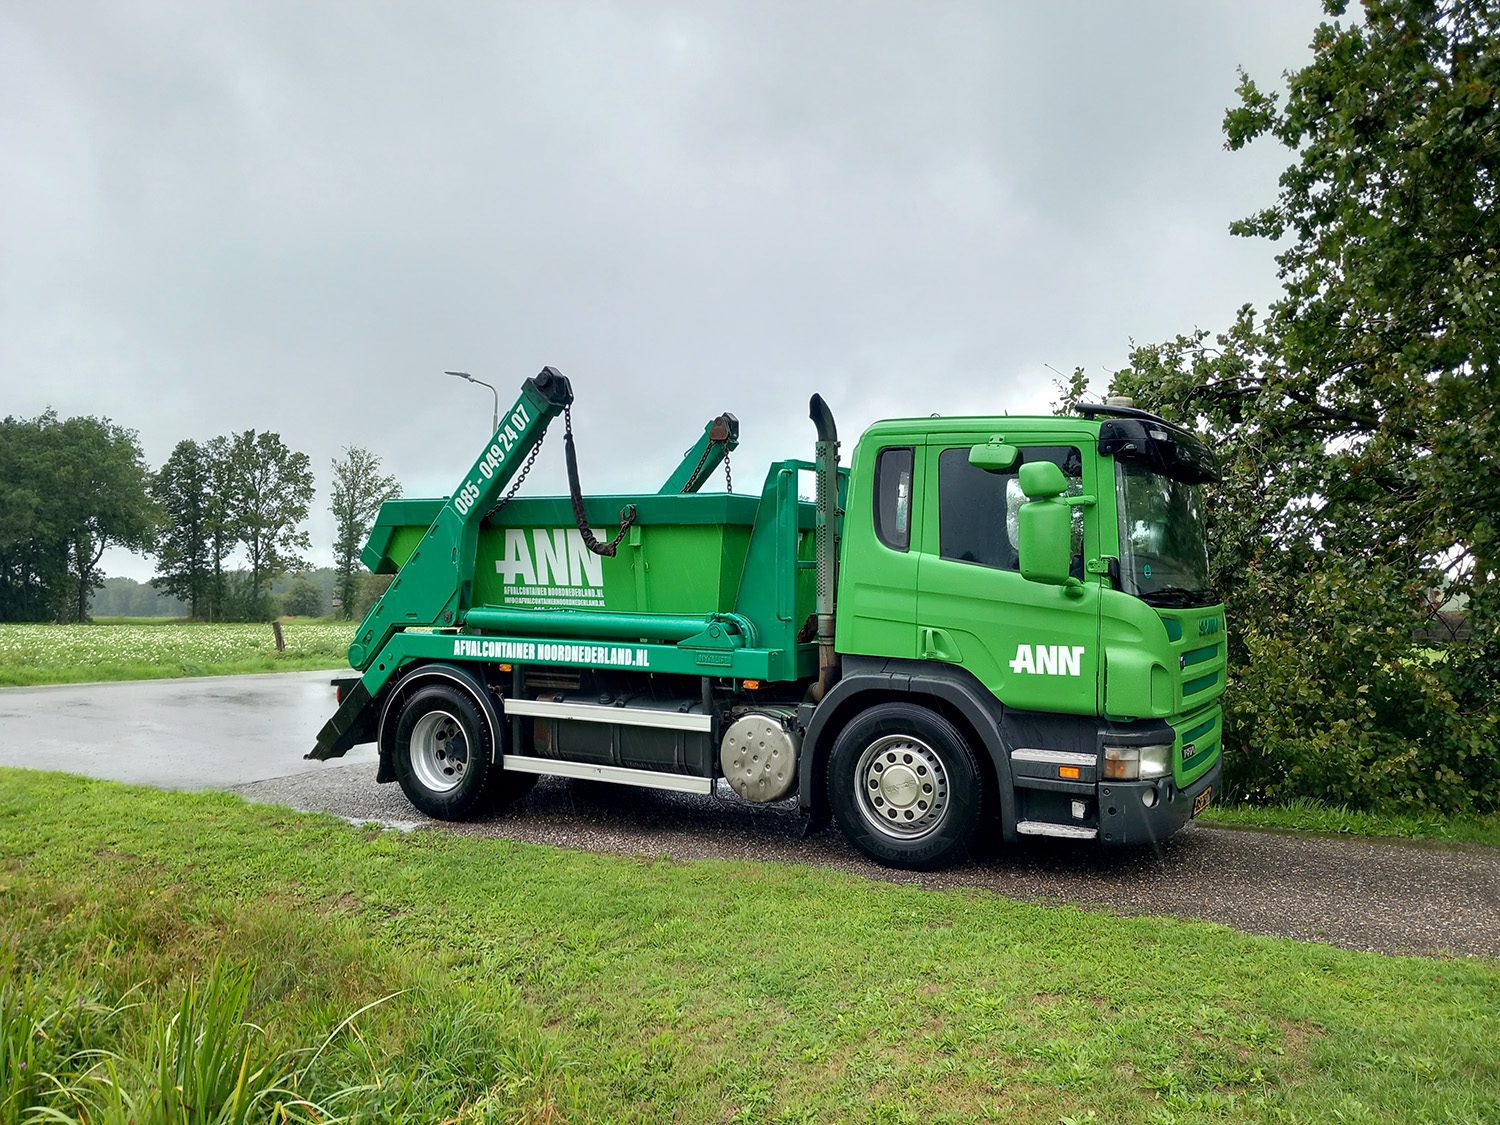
xmin=0 ymin=930 xmax=576 ymax=1125
xmin=0 ymin=951 xmax=389 ymax=1124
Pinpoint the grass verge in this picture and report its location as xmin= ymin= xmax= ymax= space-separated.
xmin=1202 ymin=798 xmax=1500 ymax=848
xmin=0 ymin=620 xmax=353 ymax=686
xmin=2 ymin=770 xmax=1497 ymax=1122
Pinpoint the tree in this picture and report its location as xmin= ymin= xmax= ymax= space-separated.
xmin=58 ymin=417 xmax=158 ymax=621
xmin=281 ymin=572 xmax=325 ymax=617
xmin=0 ymin=413 xmax=157 ymax=622
xmin=1106 ymin=0 xmax=1499 ymax=813
xmin=201 ymin=435 xmax=239 ymax=621
xmin=151 ymin=440 xmax=212 ymax=617
xmin=0 ymin=413 xmax=68 ymax=621
xmin=152 ymin=436 xmax=244 ymax=621
xmin=329 ymin=446 xmax=401 ymax=619
xmin=226 ymin=430 xmax=315 ymax=619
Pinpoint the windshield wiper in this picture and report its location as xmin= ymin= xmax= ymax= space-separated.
xmin=1138 ymin=585 xmax=1213 ymax=608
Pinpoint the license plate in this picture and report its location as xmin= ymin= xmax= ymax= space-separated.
xmin=1192 ymin=786 xmax=1213 ymax=817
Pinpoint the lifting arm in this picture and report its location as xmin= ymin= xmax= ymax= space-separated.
xmin=659 ymin=413 xmax=739 ymax=493
xmin=346 ymin=367 xmax=574 ymax=670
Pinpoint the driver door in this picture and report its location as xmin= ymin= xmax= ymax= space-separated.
xmin=915 ymin=439 xmax=1102 ymax=716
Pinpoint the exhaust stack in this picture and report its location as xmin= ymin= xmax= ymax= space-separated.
xmin=808 ymin=394 xmax=841 ymax=701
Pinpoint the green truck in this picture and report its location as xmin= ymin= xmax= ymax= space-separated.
xmin=313 ymin=367 xmax=1225 ymax=869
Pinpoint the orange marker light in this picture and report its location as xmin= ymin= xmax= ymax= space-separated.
xmin=1058 ymin=765 xmax=1081 ymax=780
xmin=742 ymin=680 xmax=761 ymax=691
xmin=499 ymin=664 xmax=513 ymax=673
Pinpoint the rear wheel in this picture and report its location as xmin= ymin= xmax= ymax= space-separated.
xmin=828 ymin=703 xmax=984 ymax=869
xmin=393 ymin=684 xmax=531 ymax=819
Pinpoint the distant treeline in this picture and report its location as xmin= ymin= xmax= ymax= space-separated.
xmin=87 ymin=568 xmax=383 ymax=619
xmin=1 ymin=411 xmax=399 ymax=623
xmin=89 ymin=577 xmax=188 ymax=618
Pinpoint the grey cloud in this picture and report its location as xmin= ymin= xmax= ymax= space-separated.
xmin=0 ymin=1 xmax=1317 ymax=579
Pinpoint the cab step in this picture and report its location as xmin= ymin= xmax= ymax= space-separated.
xmin=1016 ymin=820 xmax=1098 ymax=840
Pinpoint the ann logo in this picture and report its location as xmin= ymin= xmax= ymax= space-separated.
xmin=495 ymin=528 xmax=605 ymax=609
xmin=1009 ymin=644 xmax=1086 ymax=677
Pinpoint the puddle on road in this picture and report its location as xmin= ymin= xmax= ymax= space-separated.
xmin=337 ymin=814 xmax=425 ymax=833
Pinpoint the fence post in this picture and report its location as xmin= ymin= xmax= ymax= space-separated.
xmin=271 ymin=619 xmax=285 ymax=652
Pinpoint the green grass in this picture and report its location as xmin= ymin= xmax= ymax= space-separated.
xmin=1202 ymin=799 xmax=1500 ymax=848
xmin=0 ymin=621 xmax=355 ymax=686
xmin=2 ymin=771 xmax=1497 ymax=1123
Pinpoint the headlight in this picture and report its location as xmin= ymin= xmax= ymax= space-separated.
xmin=1103 ymin=744 xmax=1173 ymax=780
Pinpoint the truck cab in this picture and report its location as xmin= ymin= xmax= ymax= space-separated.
xmin=313 ymin=370 xmax=1223 ymax=871
xmin=809 ymin=406 xmax=1224 ymax=862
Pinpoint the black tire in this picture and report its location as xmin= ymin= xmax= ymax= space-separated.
xmin=392 ymin=684 xmax=502 ymax=820
xmin=827 ymin=702 xmax=984 ymax=869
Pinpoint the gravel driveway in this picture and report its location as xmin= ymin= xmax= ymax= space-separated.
xmin=236 ymin=758 xmax=1500 ymax=959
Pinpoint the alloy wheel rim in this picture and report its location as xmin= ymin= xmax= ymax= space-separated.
xmin=853 ymin=733 xmax=950 ymax=840
xmin=409 ymin=710 xmax=469 ymax=793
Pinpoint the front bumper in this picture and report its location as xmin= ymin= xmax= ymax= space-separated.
xmin=1097 ymin=757 xmax=1221 ymax=846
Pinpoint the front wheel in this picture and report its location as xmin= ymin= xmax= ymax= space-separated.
xmin=827 ymin=703 xmax=984 ymax=869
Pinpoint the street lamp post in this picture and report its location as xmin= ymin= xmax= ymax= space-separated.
xmin=444 ymin=370 xmax=498 ymax=434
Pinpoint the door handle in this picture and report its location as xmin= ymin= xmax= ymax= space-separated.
xmin=920 ymin=626 xmax=960 ymax=663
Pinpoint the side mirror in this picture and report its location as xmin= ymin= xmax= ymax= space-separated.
xmin=1018 ymin=460 xmax=1068 ymax=499
xmin=968 ymin=441 xmax=1019 ymax=472
xmin=1017 ymin=499 xmax=1076 ymax=588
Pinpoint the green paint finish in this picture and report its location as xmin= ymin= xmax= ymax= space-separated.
xmin=839 ymin=414 xmax=1226 ymax=748
xmin=1171 ymin=703 xmax=1223 ymax=787
xmin=360 ymin=470 xmax=817 ymax=676
xmin=733 ymin=460 xmax=832 ymax=662
xmin=347 ymin=372 xmax=572 ymax=670
xmin=359 ymin=628 xmax=816 ymax=695
xmin=1182 ymin=670 xmax=1222 ymax=696
xmin=474 ymin=519 xmax=753 ymax=616
xmin=912 ymin=431 xmax=1104 ymax=717
xmin=1098 ymin=597 xmax=1228 ymax=721
xmin=343 ymin=379 xmax=1228 ymax=808
xmin=366 ymin=494 xmax=762 ymax=575
xmin=1179 ymin=715 xmax=1218 ymax=745
xmin=835 ymin=431 xmax=927 ymax=661
xmin=1180 ymin=642 xmax=1221 ymax=668
xmin=658 ymin=413 xmax=739 ymax=493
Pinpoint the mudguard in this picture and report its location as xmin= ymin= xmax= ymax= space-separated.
xmin=798 ymin=656 xmax=1019 ymax=840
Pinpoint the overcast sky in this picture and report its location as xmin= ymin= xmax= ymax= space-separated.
xmin=1 ymin=1 xmax=1318 ymax=583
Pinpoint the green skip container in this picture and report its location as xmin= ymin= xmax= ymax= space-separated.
xmin=364 ymin=493 xmax=764 ymax=617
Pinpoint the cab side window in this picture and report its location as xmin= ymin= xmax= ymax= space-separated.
xmin=938 ymin=445 xmax=1083 ymax=570
xmin=874 ymin=446 xmax=914 ymax=551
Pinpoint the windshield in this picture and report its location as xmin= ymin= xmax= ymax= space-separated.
xmin=1116 ymin=462 xmax=1214 ymax=606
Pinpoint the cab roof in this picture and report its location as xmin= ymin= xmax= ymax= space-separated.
xmin=857 ymin=414 xmax=1103 ymax=441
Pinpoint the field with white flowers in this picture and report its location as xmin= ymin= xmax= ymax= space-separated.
xmin=0 ymin=620 xmax=354 ymax=686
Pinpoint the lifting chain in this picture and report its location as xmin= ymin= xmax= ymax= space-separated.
xmin=484 ymin=401 xmax=727 ymax=549
xmin=564 ymin=405 xmax=636 ymax=557
xmin=682 ymin=440 xmax=712 ymax=493
xmin=481 ymin=431 xmax=545 ymax=526
xmin=681 ymin=415 xmax=734 ymax=494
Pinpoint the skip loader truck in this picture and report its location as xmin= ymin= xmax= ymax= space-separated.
xmin=313 ymin=367 xmax=1225 ymax=869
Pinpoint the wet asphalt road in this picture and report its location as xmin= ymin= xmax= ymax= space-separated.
xmin=0 ymin=671 xmax=376 ymax=788
xmin=2 ymin=672 xmax=1496 ymax=958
